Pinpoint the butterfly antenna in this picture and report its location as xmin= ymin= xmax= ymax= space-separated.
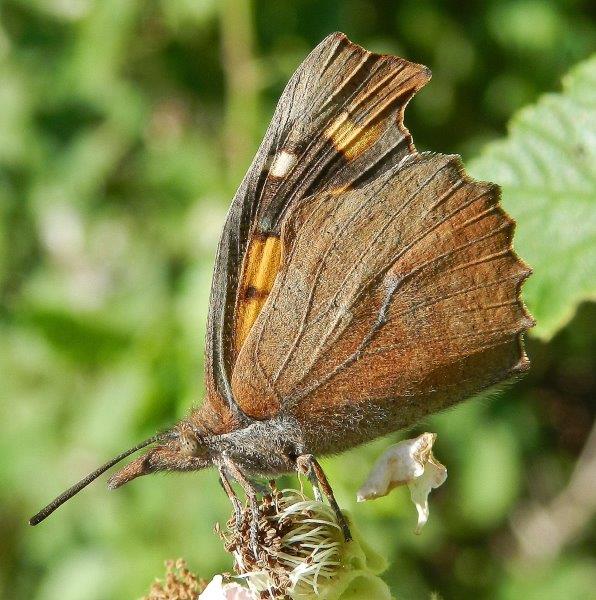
xmin=29 ymin=434 xmax=164 ymax=526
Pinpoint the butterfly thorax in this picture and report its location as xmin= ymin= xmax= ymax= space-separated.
xmin=202 ymin=416 xmax=305 ymax=475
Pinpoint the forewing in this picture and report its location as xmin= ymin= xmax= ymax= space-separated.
xmin=231 ymin=153 xmax=534 ymax=446
xmin=205 ymin=33 xmax=430 ymax=421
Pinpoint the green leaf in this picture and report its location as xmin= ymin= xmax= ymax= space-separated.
xmin=18 ymin=308 xmax=131 ymax=366
xmin=469 ymin=55 xmax=596 ymax=340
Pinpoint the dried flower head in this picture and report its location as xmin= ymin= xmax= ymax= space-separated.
xmin=357 ymin=432 xmax=447 ymax=533
xmin=218 ymin=482 xmax=391 ymax=600
xmin=144 ymin=558 xmax=205 ymax=600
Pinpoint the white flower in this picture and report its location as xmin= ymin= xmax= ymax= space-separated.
xmin=356 ymin=432 xmax=447 ymax=534
xmin=199 ymin=574 xmax=255 ymax=600
xmin=231 ymin=490 xmax=344 ymax=598
xmin=219 ymin=485 xmax=391 ymax=599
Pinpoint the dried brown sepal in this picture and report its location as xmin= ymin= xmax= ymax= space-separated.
xmin=143 ymin=558 xmax=206 ymax=600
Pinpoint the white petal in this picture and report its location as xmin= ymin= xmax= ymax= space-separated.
xmin=222 ymin=583 xmax=255 ymax=600
xmin=356 ymin=433 xmax=447 ymax=533
xmin=356 ymin=433 xmax=437 ymax=501
xmin=199 ymin=575 xmax=254 ymax=600
xmin=199 ymin=575 xmax=226 ymax=599
xmin=408 ymin=457 xmax=447 ymax=534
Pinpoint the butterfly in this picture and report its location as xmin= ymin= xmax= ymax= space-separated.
xmin=30 ymin=33 xmax=533 ymax=544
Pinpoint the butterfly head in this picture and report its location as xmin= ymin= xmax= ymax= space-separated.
xmin=107 ymin=421 xmax=211 ymax=489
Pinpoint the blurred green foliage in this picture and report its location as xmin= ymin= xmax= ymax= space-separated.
xmin=470 ymin=56 xmax=596 ymax=341
xmin=0 ymin=1 xmax=594 ymax=599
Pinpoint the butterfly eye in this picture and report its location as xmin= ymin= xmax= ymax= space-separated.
xmin=178 ymin=434 xmax=200 ymax=457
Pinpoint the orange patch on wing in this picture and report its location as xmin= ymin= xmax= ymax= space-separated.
xmin=325 ymin=113 xmax=386 ymax=160
xmin=234 ymin=235 xmax=282 ymax=355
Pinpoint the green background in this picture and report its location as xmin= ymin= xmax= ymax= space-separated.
xmin=1 ymin=1 xmax=594 ymax=598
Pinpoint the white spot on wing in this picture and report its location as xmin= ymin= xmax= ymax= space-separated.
xmin=270 ymin=150 xmax=297 ymax=178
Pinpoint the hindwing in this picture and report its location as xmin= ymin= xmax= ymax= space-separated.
xmin=230 ymin=153 xmax=533 ymax=448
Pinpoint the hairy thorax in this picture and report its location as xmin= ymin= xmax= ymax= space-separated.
xmin=209 ymin=416 xmax=305 ymax=475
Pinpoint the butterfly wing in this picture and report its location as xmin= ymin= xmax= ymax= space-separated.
xmin=204 ymin=33 xmax=431 ymax=426
xmin=230 ymin=153 xmax=534 ymax=452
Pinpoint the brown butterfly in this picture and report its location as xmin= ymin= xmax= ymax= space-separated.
xmin=30 ymin=33 xmax=533 ymax=544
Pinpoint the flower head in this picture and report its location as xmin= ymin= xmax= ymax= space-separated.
xmin=218 ymin=482 xmax=390 ymax=599
xmin=357 ymin=432 xmax=447 ymax=533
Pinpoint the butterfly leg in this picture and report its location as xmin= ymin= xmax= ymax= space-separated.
xmin=218 ymin=466 xmax=243 ymax=530
xmin=221 ymin=454 xmax=260 ymax=557
xmin=299 ymin=462 xmax=323 ymax=502
xmin=296 ymin=454 xmax=352 ymax=542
